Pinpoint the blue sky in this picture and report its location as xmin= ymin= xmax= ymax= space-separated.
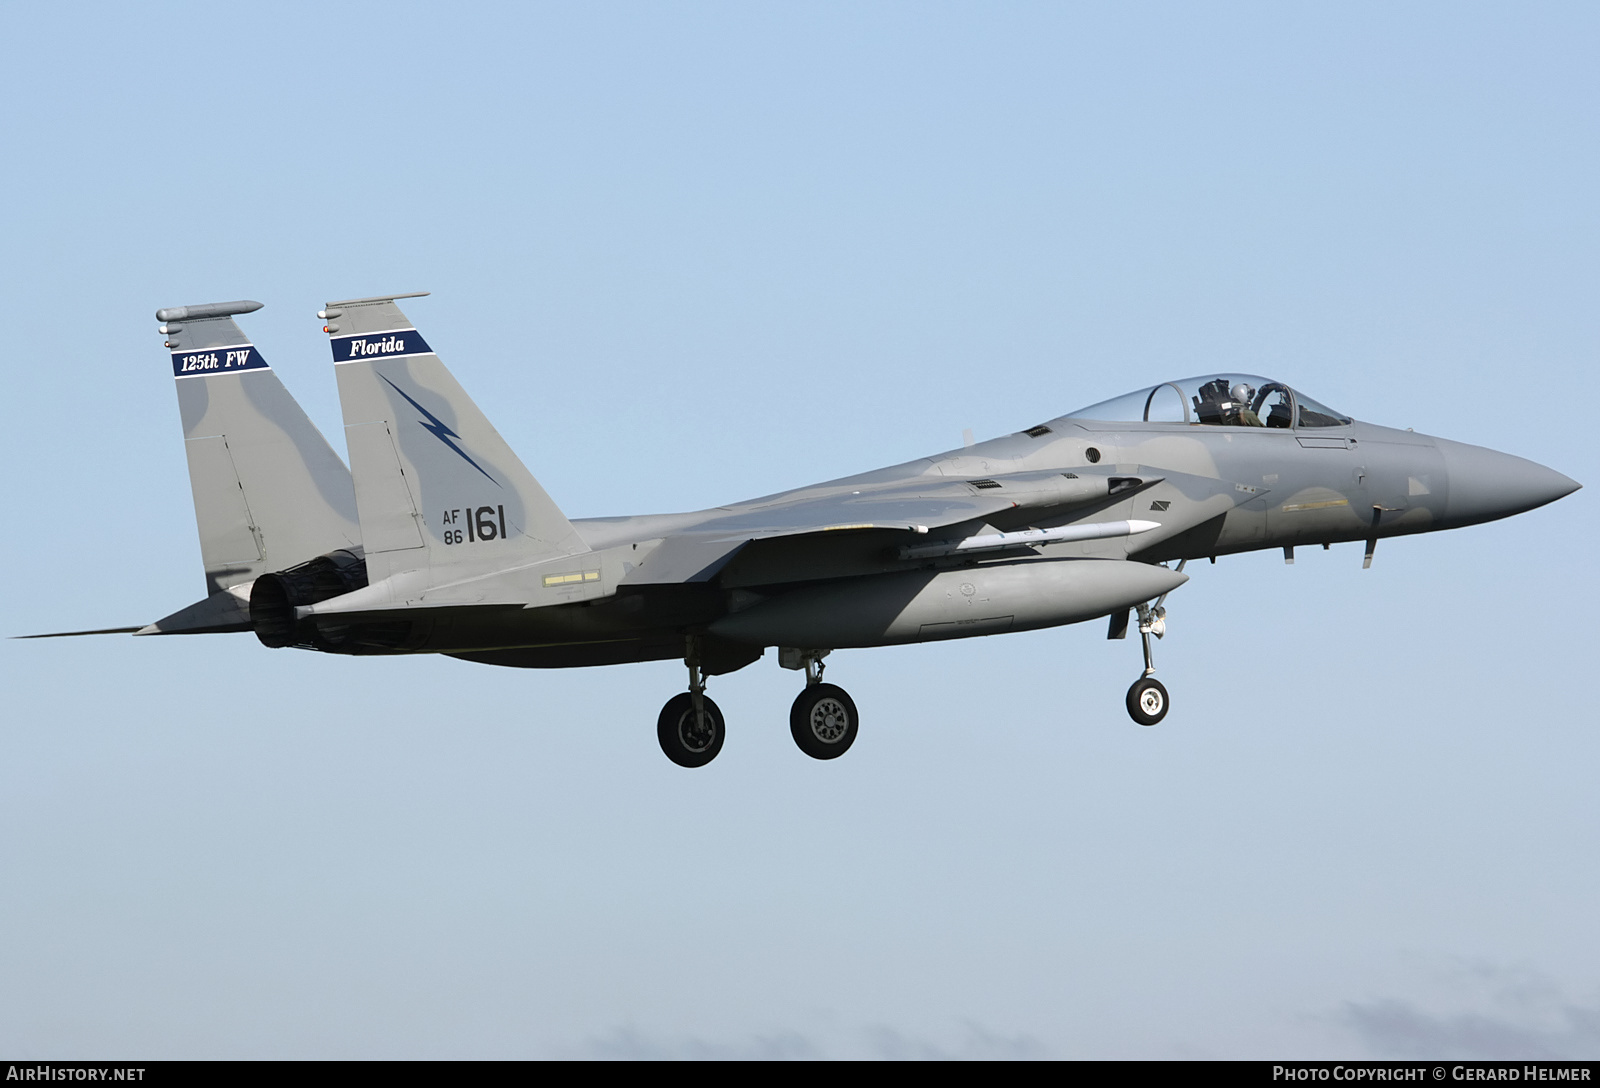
xmin=2 ymin=1 xmax=1596 ymax=1058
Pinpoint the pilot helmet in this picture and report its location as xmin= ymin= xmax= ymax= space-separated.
xmin=1231 ymin=383 xmax=1256 ymax=407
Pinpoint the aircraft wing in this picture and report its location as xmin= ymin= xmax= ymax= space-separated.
xmin=620 ymin=467 xmax=1157 ymax=587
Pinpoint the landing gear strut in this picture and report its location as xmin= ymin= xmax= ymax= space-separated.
xmin=1124 ymin=561 xmax=1183 ymax=726
xmin=658 ymin=640 xmax=725 ymax=767
xmin=782 ymin=649 xmax=859 ymax=760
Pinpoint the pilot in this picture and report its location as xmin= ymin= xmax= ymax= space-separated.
xmin=1231 ymin=383 xmax=1263 ymax=427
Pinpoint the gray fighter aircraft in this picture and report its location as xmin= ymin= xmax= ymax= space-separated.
xmin=43 ymin=294 xmax=1580 ymax=767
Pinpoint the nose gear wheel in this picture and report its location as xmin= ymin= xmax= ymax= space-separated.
xmin=1126 ymin=677 xmax=1169 ymax=726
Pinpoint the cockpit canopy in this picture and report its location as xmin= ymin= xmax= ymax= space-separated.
xmin=1066 ymin=374 xmax=1351 ymax=429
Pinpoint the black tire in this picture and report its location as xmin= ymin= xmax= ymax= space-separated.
xmin=789 ymin=683 xmax=859 ymax=760
xmin=1126 ymin=677 xmax=1169 ymax=726
xmin=657 ymin=692 xmax=725 ymax=767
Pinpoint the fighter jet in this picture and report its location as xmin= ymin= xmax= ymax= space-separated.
xmin=38 ymin=293 xmax=1580 ymax=767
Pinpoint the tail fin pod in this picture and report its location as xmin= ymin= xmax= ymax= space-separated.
xmin=160 ymin=301 xmax=361 ymax=595
xmin=325 ymin=294 xmax=587 ymax=582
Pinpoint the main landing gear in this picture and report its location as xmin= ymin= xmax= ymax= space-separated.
xmin=786 ymin=650 xmax=857 ymax=761
xmin=656 ymin=643 xmax=860 ymax=767
xmin=1119 ymin=561 xmax=1184 ymax=727
xmin=657 ymin=651 xmax=724 ymax=768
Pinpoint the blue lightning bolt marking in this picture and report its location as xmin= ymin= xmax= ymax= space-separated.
xmin=379 ymin=375 xmax=500 ymax=487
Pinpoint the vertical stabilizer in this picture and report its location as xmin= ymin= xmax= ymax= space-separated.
xmin=158 ymin=301 xmax=361 ymax=594
xmin=324 ymin=294 xmax=588 ymax=586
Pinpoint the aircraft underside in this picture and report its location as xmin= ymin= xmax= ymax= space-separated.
xmin=241 ymin=550 xmax=1193 ymax=766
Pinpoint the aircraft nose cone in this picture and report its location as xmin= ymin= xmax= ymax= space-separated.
xmin=1435 ymin=437 xmax=1581 ymax=528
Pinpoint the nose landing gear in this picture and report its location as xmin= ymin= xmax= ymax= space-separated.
xmin=1123 ymin=561 xmax=1183 ymax=726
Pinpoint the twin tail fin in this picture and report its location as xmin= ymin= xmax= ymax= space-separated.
xmin=324 ymin=293 xmax=587 ymax=586
xmin=160 ymin=300 xmax=362 ymax=598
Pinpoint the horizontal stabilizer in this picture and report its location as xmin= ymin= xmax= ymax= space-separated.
xmin=136 ymin=584 xmax=255 ymax=636
xmin=18 ymin=584 xmax=256 ymax=639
